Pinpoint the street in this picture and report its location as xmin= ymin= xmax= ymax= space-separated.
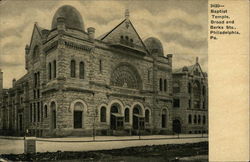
xmin=0 ymin=134 xmax=208 ymax=154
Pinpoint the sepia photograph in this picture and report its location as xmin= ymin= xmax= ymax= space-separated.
xmin=0 ymin=0 xmax=214 ymax=161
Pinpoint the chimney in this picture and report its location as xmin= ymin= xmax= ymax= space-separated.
xmin=57 ymin=17 xmax=66 ymax=33
xmin=12 ymin=78 xmax=16 ymax=87
xmin=87 ymin=27 xmax=95 ymax=42
xmin=25 ymin=45 xmax=30 ymax=70
xmin=196 ymin=57 xmax=199 ymax=64
xmin=125 ymin=9 xmax=130 ymax=20
xmin=0 ymin=69 xmax=3 ymax=91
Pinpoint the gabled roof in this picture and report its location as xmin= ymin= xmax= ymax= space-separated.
xmin=173 ymin=61 xmax=206 ymax=78
xmin=28 ymin=23 xmax=49 ymax=47
xmin=97 ymin=19 xmax=149 ymax=55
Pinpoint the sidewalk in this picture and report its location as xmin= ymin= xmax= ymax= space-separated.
xmin=0 ymin=134 xmax=208 ymax=154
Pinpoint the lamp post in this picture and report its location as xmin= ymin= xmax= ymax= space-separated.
xmin=92 ymin=108 xmax=98 ymax=141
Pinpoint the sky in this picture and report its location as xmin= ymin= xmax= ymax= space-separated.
xmin=0 ymin=0 xmax=208 ymax=88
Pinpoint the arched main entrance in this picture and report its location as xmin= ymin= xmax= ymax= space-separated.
xmin=173 ymin=119 xmax=181 ymax=134
xmin=133 ymin=105 xmax=144 ymax=130
xmin=110 ymin=103 xmax=123 ymax=130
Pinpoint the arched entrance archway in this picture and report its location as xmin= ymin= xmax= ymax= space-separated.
xmin=132 ymin=105 xmax=144 ymax=130
xmin=110 ymin=103 xmax=123 ymax=130
xmin=173 ymin=119 xmax=181 ymax=134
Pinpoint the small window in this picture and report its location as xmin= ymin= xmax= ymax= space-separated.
xmin=198 ymin=115 xmax=201 ymax=124
xmin=194 ymin=115 xmax=197 ymax=124
xmin=173 ymin=99 xmax=180 ymax=108
xmin=99 ymin=59 xmax=102 ymax=73
xmin=203 ymin=115 xmax=206 ymax=124
xmin=164 ymin=79 xmax=167 ymax=92
xmin=100 ymin=106 xmax=106 ymax=122
xmin=145 ymin=109 xmax=150 ymax=123
xmin=125 ymin=108 xmax=129 ymax=123
xmin=44 ymin=105 xmax=48 ymax=118
xmin=53 ymin=60 xmax=56 ymax=78
xmin=159 ymin=78 xmax=162 ymax=91
xmin=71 ymin=60 xmax=76 ymax=78
xmin=188 ymin=83 xmax=192 ymax=93
xmin=188 ymin=114 xmax=192 ymax=124
xmin=48 ymin=63 xmax=52 ymax=80
xmin=79 ymin=62 xmax=84 ymax=79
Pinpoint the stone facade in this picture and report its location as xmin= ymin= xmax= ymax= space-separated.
xmin=0 ymin=5 xmax=208 ymax=137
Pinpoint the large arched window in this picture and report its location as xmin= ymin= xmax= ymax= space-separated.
xmin=71 ymin=60 xmax=76 ymax=78
xmin=173 ymin=83 xmax=180 ymax=93
xmin=188 ymin=114 xmax=192 ymax=124
xmin=125 ymin=108 xmax=129 ymax=123
xmin=110 ymin=63 xmax=141 ymax=89
xmin=159 ymin=78 xmax=162 ymax=91
xmin=53 ymin=60 xmax=56 ymax=78
xmin=164 ymin=79 xmax=167 ymax=92
xmin=48 ymin=63 xmax=52 ymax=80
xmin=100 ymin=106 xmax=106 ymax=122
xmin=79 ymin=61 xmax=84 ymax=79
xmin=145 ymin=109 xmax=150 ymax=123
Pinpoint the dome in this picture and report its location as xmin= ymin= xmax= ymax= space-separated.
xmin=144 ymin=37 xmax=164 ymax=56
xmin=51 ymin=5 xmax=84 ymax=31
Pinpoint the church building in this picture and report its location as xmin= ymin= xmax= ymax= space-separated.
xmin=0 ymin=5 xmax=208 ymax=137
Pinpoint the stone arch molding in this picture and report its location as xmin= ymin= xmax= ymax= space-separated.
xmin=69 ymin=99 xmax=88 ymax=113
xmin=107 ymin=99 xmax=125 ymax=124
xmin=110 ymin=62 xmax=142 ymax=89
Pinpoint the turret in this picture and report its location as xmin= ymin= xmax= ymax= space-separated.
xmin=87 ymin=27 xmax=95 ymax=42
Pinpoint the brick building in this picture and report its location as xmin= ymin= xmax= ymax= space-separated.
xmin=0 ymin=5 xmax=208 ymax=137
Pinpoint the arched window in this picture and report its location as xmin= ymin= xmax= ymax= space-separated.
xmin=125 ymin=108 xmax=129 ymax=122
xmin=188 ymin=114 xmax=192 ymax=124
xmin=198 ymin=115 xmax=201 ymax=124
xmin=73 ymin=102 xmax=84 ymax=128
xmin=203 ymin=115 xmax=206 ymax=124
xmin=194 ymin=115 xmax=197 ymax=124
xmin=100 ymin=106 xmax=106 ymax=122
xmin=164 ymin=79 xmax=167 ymax=92
xmin=145 ymin=109 xmax=150 ymax=123
xmin=53 ymin=60 xmax=56 ymax=78
xmin=44 ymin=105 xmax=48 ymax=118
xmin=173 ymin=83 xmax=180 ymax=93
xmin=71 ymin=60 xmax=76 ymax=77
xmin=203 ymin=86 xmax=206 ymax=96
xmin=51 ymin=102 xmax=56 ymax=129
xmin=48 ymin=63 xmax=52 ymax=80
xmin=162 ymin=109 xmax=167 ymax=128
xmin=120 ymin=35 xmax=124 ymax=43
xmin=79 ymin=61 xmax=84 ymax=79
xmin=159 ymin=78 xmax=162 ymax=91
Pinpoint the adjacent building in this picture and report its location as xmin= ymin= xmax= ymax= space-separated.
xmin=0 ymin=5 xmax=208 ymax=137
